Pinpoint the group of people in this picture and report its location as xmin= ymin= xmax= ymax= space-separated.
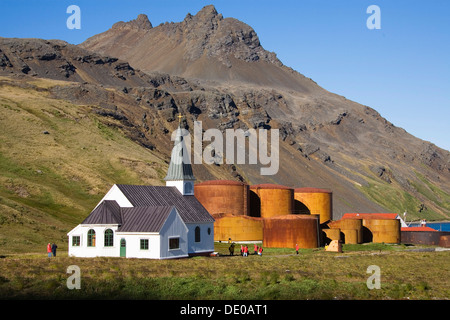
xmin=228 ymin=243 xmax=263 ymax=256
xmin=227 ymin=242 xmax=302 ymax=256
xmin=47 ymin=242 xmax=58 ymax=257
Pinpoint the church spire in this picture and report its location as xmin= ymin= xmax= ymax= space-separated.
xmin=164 ymin=115 xmax=196 ymax=195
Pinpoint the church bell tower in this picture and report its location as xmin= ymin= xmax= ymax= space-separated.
xmin=164 ymin=115 xmax=196 ymax=195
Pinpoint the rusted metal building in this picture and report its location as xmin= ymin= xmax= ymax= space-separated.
xmin=263 ymin=215 xmax=319 ymax=249
xmin=194 ymin=180 xmax=249 ymax=216
xmin=212 ymin=213 xmax=264 ymax=242
xmin=327 ymin=218 xmax=363 ymax=244
xmin=249 ymin=184 xmax=294 ymax=218
xmin=401 ymin=227 xmax=450 ymax=246
xmin=341 ymin=213 xmax=401 ymax=244
xmin=294 ymin=188 xmax=333 ymax=224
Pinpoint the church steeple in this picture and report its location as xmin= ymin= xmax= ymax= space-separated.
xmin=164 ymin=115 xmax=196 ymax=195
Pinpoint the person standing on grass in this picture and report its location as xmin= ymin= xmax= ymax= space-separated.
xmin=296 ymin=243 xmax=299 ymax=255
xmin=258 ymin=246 xmax=263 ymax=256
xmin=47 ymin=243 xmax=52 ymax=257
xmin=229 ymin=243 xmax=235 ymax=256
xmin=51 ymin=243 xmax=58 ymax=257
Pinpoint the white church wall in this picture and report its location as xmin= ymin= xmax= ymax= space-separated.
xmin=165 ymin=180 xmax=184 ymax=195
xmin=96 ymin=184 xmax=133 ymax=209
xmin=67 ymin=224 xmax=120 ymax=258
xmin=115 ymin=233 xmax=161 ymax=259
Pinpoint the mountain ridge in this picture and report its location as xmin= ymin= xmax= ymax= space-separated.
xmin=0 ymin=5 xmax=449 ymax=253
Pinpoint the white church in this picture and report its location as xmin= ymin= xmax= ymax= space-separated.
xmin=67 ymin=122 xmax=215 ymax=259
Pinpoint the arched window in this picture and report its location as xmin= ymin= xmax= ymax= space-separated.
xmin=104 ymin=229 xmax=114 ymax=247
xmin=87 ymin=229 xmax=96 ymax=247
xmin=195 ymin=226 xmax=201 ymax=243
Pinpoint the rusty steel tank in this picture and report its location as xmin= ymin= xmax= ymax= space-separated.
xmin=363 ymin=218 xmax=401 ymax=243
xmin=294 ymin=188 xmax=332 ymax=224
xmin=401 ymin=230 xmax=450 ymax=246
xmin=263 ymin=215 xmax=319 ymax=248
xmin=194 ymin=180 xmax=249 ymax=216
xmin=249 ymin=184 xmax=294 ymax=218
xmin=327 ymin=219 xmax=363 ymax=244
xmin=322 ymin=228 xmax=341 ymax=245
xmin=212 ymin=213 xmax=263 ymax=242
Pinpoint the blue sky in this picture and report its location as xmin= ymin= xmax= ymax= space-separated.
xmin=1 ymin=0 xmax=449 ymax=151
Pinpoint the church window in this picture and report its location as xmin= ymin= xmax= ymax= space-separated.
xmin=72 ymin=236 xmax=80 ymax=246
xmin=207 ymin=227 xmax=211 ymax=235
xmin=195 ymin=226 xmax=201 ymax=242
xmin=169 ymin=237 xmax=180 ymax=250
xmin=104 ymin=229 xmax=114 ymax=247
xmin=87 ymin=229 xmax=96 ymax=247
xmin=140 ymin=239 xmax=149 ymax=250
xmin=184 ymin=182 xmax=193 ymax=194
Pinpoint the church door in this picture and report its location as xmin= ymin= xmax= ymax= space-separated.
xmin=120 ymin=238 xmax=126 ymax=257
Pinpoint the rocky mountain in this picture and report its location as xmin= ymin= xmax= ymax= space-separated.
xmin=80 ymin=5 xmax=312 ymax=91
xmin=1 ymin=4 xmax=449 ymax=234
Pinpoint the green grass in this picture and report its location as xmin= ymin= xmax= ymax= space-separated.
xmin=358 ymin=174 xmax=448 ymax=221
xmin=0 ymin=243 xmax=448 ymax=300
xmin=414 ymin=171 xmax=450 ymax=212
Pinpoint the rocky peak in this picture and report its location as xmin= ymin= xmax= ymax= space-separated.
xmin=112 ymin=14 xmax=153 ymax=31
xmin=192 ymin=5 xmax=221 ymax=22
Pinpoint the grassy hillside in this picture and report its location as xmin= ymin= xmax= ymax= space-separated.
xmin=359 ymin=172 xmax=450 ymax=222
xmin=0 ymin=77 xmax=168 ymax=254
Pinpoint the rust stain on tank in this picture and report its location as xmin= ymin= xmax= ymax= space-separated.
xmin=263 ymin=215 xmax=319 ymax=248
xmin=362 ymin=219 xmax=401 ymax=244
xmin=212 ymin=213 xmax=263 ymax=242
xmin=250 ymin=184 xmax=294 ymax=218
xmin=194 ymin=180 xmax=249 ymax=216
xmin=294 ymin=188 xmax=333 ymax=224
xmin=401 ymin=230 xmax=450 ymax=246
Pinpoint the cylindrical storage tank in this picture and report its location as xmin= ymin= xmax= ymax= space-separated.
xmin=250 ymin=184 xmax=294 ymax=218
xmin=294 ymin=188 xmax=332 ymax=224
xmin=341 ymin=229 xmax=359 ymax=244
xmin=194 ymin=180 xmax=249 ymax=216
xmin=212 ymin=214 xmax=263 ymax=242
xmin=401 ymin=230 xmax=450 ymax=246
xmin=363 ymin=219 xmax=400 ymax=244
xmin=263 ymin=215 xmax=319 ymax=248
xmin=333 ymin=219 xmax=363 ymax=244
xmin=323 ymin=228 xmax=341 ymax=244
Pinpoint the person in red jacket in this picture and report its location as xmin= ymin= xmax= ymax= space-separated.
xmin=47 ymin=243 xmax=52 ymax=257
xmin=295 ymin=243 xmax=299 ymax=255
xmin=258 ymin=246 xmax=263 ymax=256
xmin=254 ymin=244 xmax=258 ymax=255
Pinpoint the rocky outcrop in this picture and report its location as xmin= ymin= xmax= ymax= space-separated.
xmin=112 ymin=14 xmax=153 ymax=31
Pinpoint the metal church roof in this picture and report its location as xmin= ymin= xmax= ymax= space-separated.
xmin=116 ymin=184 xmax=214 ymax=223
xmin=81 ymin=200 xmax=122 ymax=225
xmin=118 ymin=206 xmax=175 ymax=233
